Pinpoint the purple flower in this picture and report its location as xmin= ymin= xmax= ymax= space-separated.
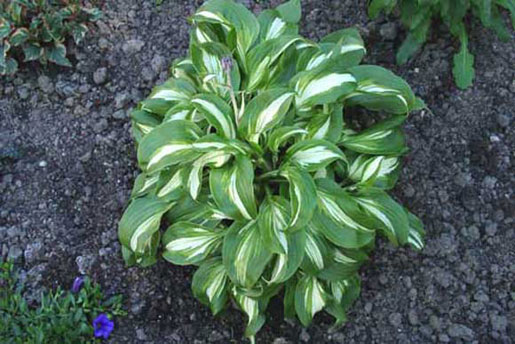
xmin=221 ymin=56 xmax=233 ymax=72
xmin=71 ymin=277 xmax=84 ymax=293
xmin=93 ymin=313 xmax=114 ymax=339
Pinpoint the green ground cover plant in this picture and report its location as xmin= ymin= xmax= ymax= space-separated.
xmin=0 ymin=260 xmax=125 ymax=343
xmin=368 ymin=0 xmax=515 ymax=89
xmin=119 ymin=0 xmax=425 ymax=341
xmin=0 ymin=0 xmax=102 ymax=75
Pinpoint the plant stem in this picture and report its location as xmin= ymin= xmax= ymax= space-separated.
xmin=256 ymin=170 xmax=279 ymax=182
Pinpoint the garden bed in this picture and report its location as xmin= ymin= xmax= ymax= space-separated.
xmin=0 ymin=0 xmax=513 ymax=342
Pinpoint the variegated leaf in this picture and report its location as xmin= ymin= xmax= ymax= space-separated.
xmin=294 ymin=64 xmax=357 ymax=109
xmin=210 ymin=155 xmax=257 ymax=220
xmin=285 ymin=139 xmax=346 ymax=172
xmin=306 ymin=105 xmax=343 ymax=143
xmin=192 ymin=0 xmax=259 ymax=70
xmin=302 ymin=224 xmax=332 ymax=274
xmin=137 ymin=120 xmax=203 ymax=173
xmin=246 ymin=35 xmax=303 ymax=91
xmin=130 ymin=109 xmax=161 ymax=141
xmin=187 ymin=149 xmax=233 ymax=200
xmin=299 ymin=28 xmax=366 ymax=71
xmin=340 ymin=115 xmax=407 ymax=155
xmin=310 ymin=209 xmax=375 ymax=249
xmin=232 ymin=286 xmax=266 ymax=342
xmin=149 ymin=78 xmax=197 ymax=102
xmin=354 ymin=188 xmax=409 ymax=246
xmin=267 ymin=126 xmax=308 ymax=153
xmin=325 ymin=274 xmax=361 ymax=327
xmin=279 ymin=165 xmax=317 ymax=230
xmin=348 ymin=154 xmax=401 ymax=189
xmin=162 ymin=221 xmax=223 ymax=265
xmin=407 ymin=210 xmax=425 ymax=250
xmin=191 ymin=93 xmax=236 ymax=139
xmin=156 ymin=167 xmax=188 ymax=199
xmin=239 ymin=88 xmax=295 ymax=142
xmin=316 ymin=179 xmax=376 ymax=235
xmin=130 ymin=172 xmax=160 ymax=199
xmin=295 ymin=275 xmax=327 ymax=326
xmin=258 ymin=10 xmax=296 ymax=42
xmin=165 ymin=193 xmax=225 ymax=224
xmin=317 ymin=247 xmax=368 ymax=282
xmin=192 ymin=257 xmax=229 ymax=315
xmin=345 ymin=65 xmax=416 ymax=114
xmin=190 ymin=42 xmax=241 ymax=94
xmin=163 ymin=103 xmax=195 ymax=123
xmin=118 ymin=197 xmax=172 ymax=259
xmin=223 ymin=221 xmax=272 ymax=287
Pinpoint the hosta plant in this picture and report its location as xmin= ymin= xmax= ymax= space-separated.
xmin=369 ymin=0 xmax=515 ymax=89
xmin=119 ymin=0 xmax=425 ymax=341
xmin=0 ymin=0 xmax=102 ymax=75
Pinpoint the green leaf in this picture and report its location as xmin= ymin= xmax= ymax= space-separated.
xmin=258 ymin=196 xmax=306 ymax=283
xmin=477 ymin=0 xmax=493 ymax=26
xmin=46 ymin=43 xmax=72 ymax=67
xmin=452 ymin=26 xmax=474 ymax=89
xmin=276 ymin=0 xmax=302 ymax=23
xmin=72 ymin=23 xmax=89 ymax=44
xmin=210 ymin=155 xmax=258 ymax=220
xmin=268 ymin=229 xmax=306 ymax=284
xmin=239 ymin=88 xmax=295 ymax=142
xmin=118 ymin=197 xmax=172 ymax=259
xmin=368 ymin=0 xmax=398 ymax=18
xmin=192 ymin=257 xmax=229 ymax=315
xmin=22 ymin=43 xmax=43 ymax=62
xmin=329 ymin=274 xmax=361 ymax=310
xmin=325 ymin=274 xmax=361 ymax=327
xmin=223 ymin=221 xmax=272 ymax=288
xmin=191 ymin=93 xmax=236 ymax=139
xmin=279 ymin=165 xmax=317 ymax=230
xmin=9 ymin=28 xmax=29 ymax=46
xmin=396 ymin=33 xmax=423 ymax=65
xmin=1 ymin=57 xmax=18 ymax=76
xmin=295 ymin=275 xmax=327 ymax=326
xmin=0 ymin=18 xmax=12 ymax=40
xmin=162 ymin=222 xmax=223 ymax=265
xmin=285 ymin=139 xmax=346 ymax=172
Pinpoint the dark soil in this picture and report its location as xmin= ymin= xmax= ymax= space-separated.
xmin=1 ymin=1 xmax=513 ymax=343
